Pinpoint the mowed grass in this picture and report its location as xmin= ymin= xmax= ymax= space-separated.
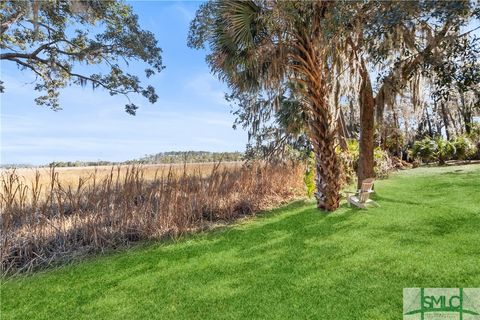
xmin=1 ymin=165 xmax=479 ymax=319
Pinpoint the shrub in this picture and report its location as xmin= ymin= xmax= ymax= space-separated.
xmin=412 ymin=157 xmax=422 ymax=168
xmin=374 ymin=147 xmax=394 ymax=178
xmin=468 ymin=123 xmax=480 ymax=142
xmin=452 ymin=135 xmax=476 ymax=160
xmin=411 ymin=135 xmax=477 ymax=164
xmin=384 ymin=128 xmax=405 ymax=155
xmin=337 ymin=140 xmax=359 ymax=185
xmin=337 ymin=140 xmax=394 ymax=182
xmin=435 ymin=138 xmax=456 ymax=165
xmin=304 ymin=152 xmax=315 ymax=198
xmin=346 ymin=139 xmax=360 ymax=159
xmin=412 ymin=138 xmax=437 ymax=163
xmin=468 ymin=123 xmax=480 ymax=160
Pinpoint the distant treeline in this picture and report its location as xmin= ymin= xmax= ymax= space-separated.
xmin=126 ymin=151 xmax=244 ymax=165
xmin=0 ymin=164 xmax=37 ymax=169
xmin=1 ymin=151 xmax=244 ymax=168
xmin=46 ymin=161 xmax=117 ymax=168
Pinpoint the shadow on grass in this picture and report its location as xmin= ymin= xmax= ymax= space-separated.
xmin=35 ymin=196 xmax=476 ymax=319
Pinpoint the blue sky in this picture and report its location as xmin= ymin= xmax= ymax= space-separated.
xmin=0 ymin=1 xmax=247 ymax=165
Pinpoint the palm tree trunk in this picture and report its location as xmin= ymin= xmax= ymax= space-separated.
xmin=294 ymin=34 xmax=342 ymax=211
xmin=309 ymin=114 xmax=341 ymax=211
xmin=306 ymin=81 xmax=341 ymax=211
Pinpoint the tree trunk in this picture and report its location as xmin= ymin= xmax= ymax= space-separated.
xmin=348 ymin=100 xmax=357 ymax=136
xmin=433 ymin=99 xmax=442 ymax=136
xmin=335 ymin=80 xmax=348 ymax=151
xmin=375 ymin=88 xmax=386 ymax=147
xmin=425 ymin=106 xmax=433 ymax=137
xmin=357 ymin=58 xmax=376 ymax=189
xmin=311 ymin=128 xmax=342 ymax=211
xmin=440 ymin=102 xmax=451 ymax=140
xmin=456 ymin=107 xmax=464 ymax=135
xmin=337 ymin=108 xmax=348 ymax=150
xmin=307 ymin=90 xmax=341 ymax=211
xmin=460 ymin=92 xmax=472 ymax=135
xmin=295 ymin=34 xmax=342 ymax=211
xmin=449 ymin=109 xmax=459 ymax=137
xmin=464 ymin=110 xmax=472 ymax=135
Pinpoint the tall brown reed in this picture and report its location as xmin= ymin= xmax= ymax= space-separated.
xmin=0 ymin=163 xmax=305 ymax=275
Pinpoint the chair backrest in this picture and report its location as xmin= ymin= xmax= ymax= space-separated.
xmin=359 ymin=178 xmax=375 ymax=203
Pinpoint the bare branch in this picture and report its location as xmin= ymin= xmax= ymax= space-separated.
xmin=4 ymin=57 xmax=47 ymax=80
xmin=1 ymin=10 xmax=24 ymax=35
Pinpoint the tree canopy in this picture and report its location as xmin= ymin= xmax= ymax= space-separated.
xmin=0 ymin=0 xmax=163 ymax=114
xmin=189 ymin=1 xmax=354 ymax=210
xmin=189 ymin=0 xmax=480 ymax=211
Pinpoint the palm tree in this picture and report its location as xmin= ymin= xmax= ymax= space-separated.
xmin=189 ymin=0 xmax=349 ymax=211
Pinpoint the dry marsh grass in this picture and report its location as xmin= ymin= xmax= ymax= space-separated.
xmin=0 ymin=162 xmax=305 ymax=275
xmin=7 ymin=162 xmax=242 ymax=187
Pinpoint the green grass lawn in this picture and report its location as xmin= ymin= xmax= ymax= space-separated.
xmin=1 ymin=165 xmax=480 ymax=319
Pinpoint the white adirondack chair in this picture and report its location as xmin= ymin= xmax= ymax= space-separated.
xmin=346 ymin=178 xmax=380 ymax=209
